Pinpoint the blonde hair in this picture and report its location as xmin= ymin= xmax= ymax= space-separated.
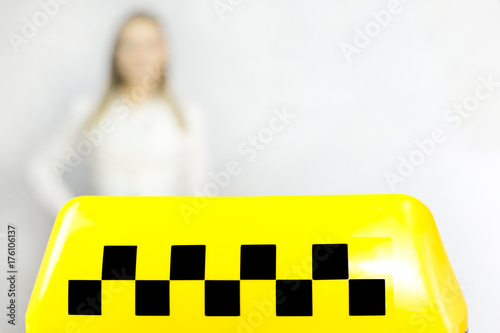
xmin=85 ymin=13 xmax=185 ymax=130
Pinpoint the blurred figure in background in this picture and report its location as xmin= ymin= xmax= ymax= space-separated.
xmin=29 ymin=13 xmax=207 ymax=216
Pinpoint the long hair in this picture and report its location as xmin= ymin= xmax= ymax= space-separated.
xmin=85 ymin=13 xmax=185 ymax=130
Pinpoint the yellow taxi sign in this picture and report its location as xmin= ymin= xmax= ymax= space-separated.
xmin=26 ymin=195 xmax=467 ymax=332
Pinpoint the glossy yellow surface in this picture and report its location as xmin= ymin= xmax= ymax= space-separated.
xmin=26 ymin=195 xmax=467 ymax=332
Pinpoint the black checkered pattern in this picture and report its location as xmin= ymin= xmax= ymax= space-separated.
xmin=68 ymin=244 xmax=386 ymax=316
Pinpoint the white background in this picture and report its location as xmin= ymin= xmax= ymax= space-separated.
xmin=1 ymin=0 xmax=499 ymax=332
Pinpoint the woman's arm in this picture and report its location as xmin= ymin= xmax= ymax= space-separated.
xmin=27 ymin=96 xmax=97 ymax=216
xmin=184 ymin=104 xmax=209 ymax=195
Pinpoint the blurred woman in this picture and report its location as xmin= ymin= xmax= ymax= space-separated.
xmin=29 ymin=13 xmax=206 ymax=216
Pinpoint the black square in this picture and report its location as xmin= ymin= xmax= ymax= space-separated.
xmin=170 ymin=245 xmax=206 ymax=280
xmin=240 ymin=245 xmax=276 ymax=280
xmin=205 ymin=281 xmax=240 ymax=316
xmin=349 ymin=279 xmax=386 ymax=316
xmin=102 ymin=246 xmax=137 ymax=280
xmin=276 ymin=280 xmax=312 ymax=316
xmin=68 ymin=280 xmax=101 ymax=315
xmin=312 ymin=244 xmax=349 ymax=280
xmin=136 ymin=280 xmax=170 ymax=316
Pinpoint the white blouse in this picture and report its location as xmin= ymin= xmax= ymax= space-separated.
xmin=28 ymin=94 xmax=207 ymax=216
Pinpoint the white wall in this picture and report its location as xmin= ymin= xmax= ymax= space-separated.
xmin=1 ymin=0 xmax=499 ymax=331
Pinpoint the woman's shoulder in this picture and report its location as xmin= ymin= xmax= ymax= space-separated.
xmin=66 ymin=93 xmax=103 ymax=125
xmin=180 ymin=102 xmax=206 ymax=131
